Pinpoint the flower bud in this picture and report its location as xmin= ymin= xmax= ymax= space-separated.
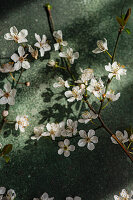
xmin=25 ymin=82 xmax=30 ymax=87
xmin=130 ymin=134 xmax=133 ymax=142
xmin=2 ymin=110 xmax=8 ymax=117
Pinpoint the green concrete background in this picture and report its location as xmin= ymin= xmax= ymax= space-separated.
xmin=0 ymin=0 xmax=133 ymax=199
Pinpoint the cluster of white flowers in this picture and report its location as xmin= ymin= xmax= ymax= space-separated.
xmin=0 ymin=187 xmax=16 ymax=200
xmin=33 ymin=192 xmax=81 ymax=200
xmin=31 ymin=119 xmax=78 ymax=141
xmin=114 ymin=188 xmax=133 ymax=200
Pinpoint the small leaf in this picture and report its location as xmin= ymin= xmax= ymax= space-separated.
xmin=3 ymin=155 xmax=10 ymax=163
xmin=121 ymin=14 xmax=125 ymax=20
xmin=2 ymin=144 xmax=12 ymax=155
xmin=116 ymin=16 xmax=125 ymax=26
xmin=124 ymin=8 xmax=131 ymax=24
xmin=125 ymin=28 xmax=131 ymax=34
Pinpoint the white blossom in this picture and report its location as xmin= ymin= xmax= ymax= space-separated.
xmin=92 ymin=38 xmax=108 ymax=54
xmin=47 ymin=60 xmax=56 ymax=67
xmin=105 ymin=62 xmax=127 ymax=80
xmin=0 ymin=82 xmax=16 ymax=105
xmin=4 ymin=26 xmax=28 ymax=43
xmin=15 ymin=115 xmax=29 ymax=132
xmin=59 ymin=48 xmax=79 ymax=64
xmin=31 ymin=124 xmax=45 ymax=140
xmin=53 ymin=30 xmax=68 ymax=51
xmin=58 ymin=139 xmax=75 ymax=157
xmin=111 ymin=130 xmax=129 ymax=144
xmin=53 ymin=77 xmax=69 ymax=88
xmin=78 ymin=110 xmax=98 ymax=124
xmin=106 ymin=90 xmax=120 ymax=101
xmin=87 ymin=78 xmax=105 ymax=98
xmin=66 ymin=197 xmax=81 ymax=200
xmin=65 ymin=86 xmax=84 ymax=102
xmin=114 ymin=189 xmax=133 ymax=200
xmin=43 ymin=123 xmax=61 ymax=140
xmin=0 ymin=63 xmax=15 ymax=73
xmin=6 ymin=189 xmax=16 ymax=200
xmin=34 ymin=33 xmax=51 ymax=57
xmin=11 ymin=46 xmax=30 ymax=71
xmin=33 ymin=192 xmax=54 ymax=200
xmin=0 ymin=143 xmax=2 ymax=149
xmin=65 ymin=119 xmax=78 ymax=137
xmin=0 ymin=187 xmax=16 ymax=200
xmin=78 ymin=129 xmax=98 ymax=151
xmin=28 ymin=45 xmax=38 ymax=59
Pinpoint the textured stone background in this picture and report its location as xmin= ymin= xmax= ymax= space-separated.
xmin=0 ymin=0 xmax=133 ymax=199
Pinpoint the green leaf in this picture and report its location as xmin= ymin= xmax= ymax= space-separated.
xmin=116 ymin=16 xmax=125 ymax=26
xmin=2 ymin=144 xmax=12 ymax=155
xmin=121 ymin=14 xmax=125 ymax=20
xmin=3 ymin=155 xmax=10 ymax=163
xmin=125 ymin=28 xmax=131 ymax=34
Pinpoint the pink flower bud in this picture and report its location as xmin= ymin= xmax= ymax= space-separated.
xmin=2 ymin=110 xmax=8 ymax=117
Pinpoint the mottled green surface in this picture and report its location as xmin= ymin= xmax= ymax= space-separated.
xmin=0 ymin=0 xmax=133 ymax=199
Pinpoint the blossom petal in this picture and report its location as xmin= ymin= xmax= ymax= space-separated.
xmin=66 ymin=198 xmax=73 ymax=200
xmin=10 ymin=26 xmax=18 ymax=35
xmin=4 ymin=33 xmax=13 ymax=40
xmin=14 ymin=61 xmax=22 ymax=71
xmin=4 ymin=82 xmax=11 ymax=92
xmin=87 ymin=129 xmax=95 ymax=138
xmin=59 ymin=52 xmax=67 ymax=58
xmin=54 ymin=43 xmax=60 ymax=51
xmin=0 ymin=97 xmax=8 ymax=104
xmin=90 ymin=136 xmax=98 ymax=143
xmin=18 ymin=29 xmax=28 ymax=38
xmin=42 ymin=35 xmax=47 ymax=43
xmin=18 ymin=46 xmax=25 ymax=57
xmin=0 ymin=187 xmax=6 ymax=195
xmin=65 ymin=91 xmax=72 ymax=98
xmin=73 ymin=52 xmax=79 ymax=59
xmin=0 ymin=89 xmax=4 ymax=97
xmin=35 ymin=33 xmax=41 ymax=42
xmin=87 ymin=142 xmax=95 ymax=150
xmin=61 ymin=41 xmax=68 ymax=46
xmin=11 ymin=53 xmax=19 ymax=62
xmin=67 ymin=97 xmax=75 ymax=102
xmin=92 ymin=47 xmax=102 ymax=54
xmin=22 ymin=61 xmax=30 ymax=69
xmin=58 ymin=148 xmax=64 ymax=155
xmin=74 ymin=197 xmax=81 ymax=200
xmin=40 ymin=48 xmax=45 ymax=57
xmin=41 ymin=192 xmax=48 ymax=200
xmin=8 ymin=96 xmax=15 ymax=105
xmin=78 ymin=139 xmax=86 ymax=147
xmin=64 ymin=139 xmax=70 ymax=146
xmin=79 ymin=130 xmax=87 ymax=138
xmin=34 ymin=42 xmax=41 ymax=48
xmin=68 ymin=145 xmax=75 ymax=151
xmin=105 ymin=63 xmax=112 ymax=72
xmin=64 ymin=150 xmax=70 ymax=157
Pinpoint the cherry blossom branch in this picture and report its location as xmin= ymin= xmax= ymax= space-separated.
xmin=45 ymin=4 xmax=133 ymax=162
